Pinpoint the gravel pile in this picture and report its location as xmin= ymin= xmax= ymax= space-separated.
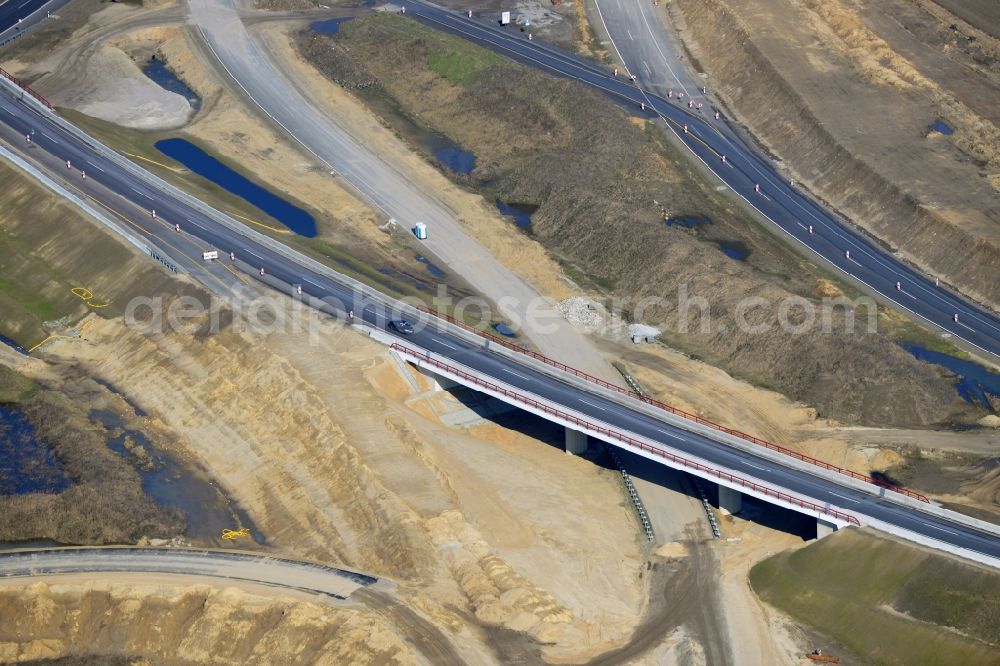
xmin=557 ymin=297 xmax=606 ymax=333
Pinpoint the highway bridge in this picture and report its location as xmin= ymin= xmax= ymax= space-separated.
xmin=0 ymin=73 xmax=997 ymax=568
xmin=406 ymin=0 xmax=1000 ymax=362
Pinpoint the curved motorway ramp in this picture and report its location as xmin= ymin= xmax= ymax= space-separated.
xmin=0 ymin=547 xmax=377 ymax=599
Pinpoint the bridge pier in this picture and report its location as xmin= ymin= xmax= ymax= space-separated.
xmin=564 ymin=427 xmax=589 ymax=455
xmin=718 ymin=484 xmax=742 ymax=515
xmin=816 ymin=518 xmax=838 ymax=539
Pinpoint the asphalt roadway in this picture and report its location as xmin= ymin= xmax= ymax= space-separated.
xmin=0 ymin=0 xmax=61 ymax=45
xmin=0 ymin=547 xmax=376 ymax=598
xmin=406 ymin=0 xmax=1000 ymax=361
xmin=0 ymin=84 xmax=997 ymax=565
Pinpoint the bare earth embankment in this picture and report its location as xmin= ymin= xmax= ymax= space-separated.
xmin=0 ymin=580 xmax=417 ymax=664
xmin=670 ymin=0 xmax=1000 ymax=311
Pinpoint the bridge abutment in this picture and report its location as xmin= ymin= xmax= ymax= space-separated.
xmin=564 ymin=427 xmax=589 ymax=455
xmin=718 ymin=484 xmax=742 ymax=515
xmin=816 ymin=518 xmax=838 ymax=539
xmin=416 ymin=366 xmax=457 ymax=392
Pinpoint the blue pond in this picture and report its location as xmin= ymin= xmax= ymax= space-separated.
xmin=492 ymin=322 xmax=516 ymax=337
xmin=435 ymin=146 xmax=477 ymax=175
xmin=929 ymin=120 xmax=954 ymax=135
xmin=901 ymin=343 xmax=1000 ymax=409
xmin=311 ymin=17 xmax=354 ymax=35
xmin=155 ymin=138 xmax=317 ymax=237
xmin=143 ymin=58 xmax=201 ymax=110
xmin=0 ymin=405 xmax=70 ymax=495
xmin=496 ymin=200 xmax=535 ymax=230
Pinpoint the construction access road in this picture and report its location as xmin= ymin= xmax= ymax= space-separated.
xmin=186 ymin=0 xmax=619 ymax=383
xmin=0 ymin=547 xmax=376 ymax=599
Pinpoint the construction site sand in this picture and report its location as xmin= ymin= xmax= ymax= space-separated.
xmin=25 ymin=304 xmax=647 ymax=660
xmin=0 ymin=579 xmax=418 ymax=664
xmin=713 ymin=519 xmax=811 ymax=666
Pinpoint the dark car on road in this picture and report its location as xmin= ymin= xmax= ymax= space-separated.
xmin=389 ymin=318 xmax=415 ymax=335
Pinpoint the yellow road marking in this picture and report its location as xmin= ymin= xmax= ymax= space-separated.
xmin=224 ymin=209 xmax=291 ymax=234
xmin=122 ymin=151 xmax=185 ymax=173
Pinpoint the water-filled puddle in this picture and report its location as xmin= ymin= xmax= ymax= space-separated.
xmin=0 ymin=405 xmax=70 ymax=495
xmin=492 ymin=322 xmax=517 ymax=337
xmin=91 ymin=410 xmax=262 ymax=544
xmin=311 ymin=17 xmax=354 ymax=35
xmin=415 ymin=254 xmax=447 ymax=278
xmin=901 ymin=343 xmax=1000 ymax=409
xmin=143 ymin=57 xmax=201 ymax=110
xmin=496 ymin=200 xmax=535 ymax=230
xmin=718 ymin=240 xmax=749 ymax=261
xmin=929 ymin=120 xmax=954 ymax=135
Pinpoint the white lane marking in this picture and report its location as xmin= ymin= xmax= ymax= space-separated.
xmin=304 ymin=279 xmax=324 ymax=289
xmin=184 ymin=218 xmax=204 ymax=230
xmin=244 ymin=250 xmax=264 ymax=260
xmin=18 ymin=1 xmax=32 ymax=8
xmin=578 ymin=397 xmax=607 ymax=411
xmin=828 ymin=491 xmax=855 ymax=502
xmin=626 ymin=28 xmax=634 ymax=40
xmin=128 ymin=186 xmax=152 ymax=200
xmin=432 ymin=336 xmax=459 ymax=351
xmin=40 ymin=132 xmax=57 ymax=143
xmin=744 ymin=462 xmax=767 ymax=471
xmin=930 ymin=525 xmax=959 ymax=536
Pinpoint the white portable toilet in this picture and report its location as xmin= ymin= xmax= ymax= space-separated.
xmin=414 ymin=222 xmax=428 ymax=240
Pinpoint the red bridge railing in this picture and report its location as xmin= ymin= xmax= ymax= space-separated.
xmin=394 ymin=342 xmax=861 ymax=526
xmin=0 ymin=66 xmax=52 ymax=109
xmin=417 ymin=306 xmax=929 ymax=503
